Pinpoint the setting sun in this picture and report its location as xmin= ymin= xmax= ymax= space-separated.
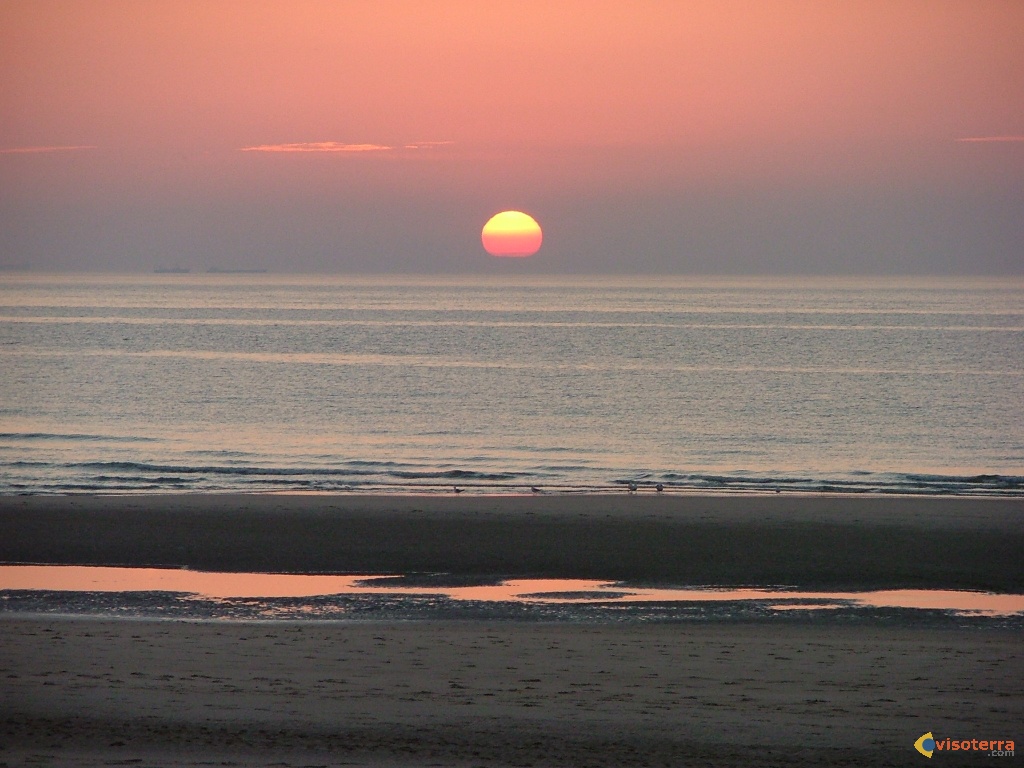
xmin=481 ymin=211 xmax=543 ymax=257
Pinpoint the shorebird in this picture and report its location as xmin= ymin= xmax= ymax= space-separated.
xmin=452 ymin=486 xmax=463 ymax=494
xmin=656 ymin=483 xmax=664 ymax=493
xmin=530 ymin=486 xmax=542 ymax=494
xmin=628 ymin=481 xmax=638 ymax=493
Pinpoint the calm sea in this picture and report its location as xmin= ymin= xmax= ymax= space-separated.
xmin=1 ymin=273 xmax=1021 ymax=496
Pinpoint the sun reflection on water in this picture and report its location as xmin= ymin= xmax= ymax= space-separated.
xmin=2 ymin=566 xmax=1022 ymax=617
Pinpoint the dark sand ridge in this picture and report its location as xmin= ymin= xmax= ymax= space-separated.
xmin=1 ymin=493 xmax=1021 ymax=591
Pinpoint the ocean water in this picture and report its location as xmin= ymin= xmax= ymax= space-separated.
xmin=1 ymin=273 xmax=1021 ymax=496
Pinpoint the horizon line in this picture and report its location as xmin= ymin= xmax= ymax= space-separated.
xmin=2 ymin=268 xmax=1021 ymax=282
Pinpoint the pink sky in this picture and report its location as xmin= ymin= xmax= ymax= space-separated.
xmin=1 ymin=1 xmax=1021 ymax=272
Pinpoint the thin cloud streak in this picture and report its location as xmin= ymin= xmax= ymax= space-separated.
xmin=956 ymin=136 xmax=1024 ymax=143
xmin=0 ymin=145 xmax=97 ymax=154
xmin=240 ymin=141 xmax=454 ymax=153
xmin=403 ymin=141 xmax=455 ymax=150
xmin=241 ymin=142 xmax=393 ymax=153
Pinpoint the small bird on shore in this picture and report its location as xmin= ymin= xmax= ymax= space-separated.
xmin=628 ymin=481 xmax=638 ymax=493
xmin=656 ymin=483 xmax=664 ymax=493
xmin=452 ymin=486 xmax=463 ymax=494
xmin=530 ymin=486 xmax=542 ymax=494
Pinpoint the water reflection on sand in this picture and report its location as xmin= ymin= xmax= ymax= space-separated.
xmin=2 ymin=566 xmax=1023 ymax=617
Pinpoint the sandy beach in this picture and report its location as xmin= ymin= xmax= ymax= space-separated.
xmin=2 ymin=493 xmax=1022 ymax=766
xmin=3 ymin=616 xmax=1021 ymax=767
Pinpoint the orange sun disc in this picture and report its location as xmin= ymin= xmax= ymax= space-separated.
xmin=481 ymin=211 xmax=543 ymax=257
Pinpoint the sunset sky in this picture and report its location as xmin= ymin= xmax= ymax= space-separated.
xmin=2 ymin=0 xmax=1022 ymax=273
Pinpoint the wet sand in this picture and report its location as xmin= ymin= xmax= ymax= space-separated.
xmin=1 ymin=493 xmax=1022 ymax=766
xmin=1 ymin=492 xmax=1022 ymax=590
xmin=3 ymin=616 xmax=1021 ymax=767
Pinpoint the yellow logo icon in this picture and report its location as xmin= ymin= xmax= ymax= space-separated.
xmin=915 ymin=732 xmax=936 ymax=758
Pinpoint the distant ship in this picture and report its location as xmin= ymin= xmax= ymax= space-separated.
xmin=153 ymin=267 xmax=190 ymax=274
xmin=207 ymin=267 xmax=268 ymax=274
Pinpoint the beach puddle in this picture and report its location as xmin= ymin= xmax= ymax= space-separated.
xmin=1 ymin=566 xmax=1023 ymax=616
